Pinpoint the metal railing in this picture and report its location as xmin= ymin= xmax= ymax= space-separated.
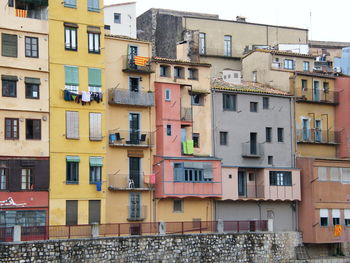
xmin=181 ymin=107 xmax=193 ymax=122
xmin=108 ymin=173 xmax=148 ymax=189
xmin=200 ymin=48 xmax=235 ymax=57
xmin=109 ymin=88 xmax=155 ymax=107
xmin=296 ymin=129 xmax=340 ymax=144
xmin=238 ymin=185 xmax=265 ymax=199
xmin=295 ymin=88 xmax=339 ymax=104
xmin=241 ymin=142 xmax=264 ymax=158
xmin=122 ymin=56 xmax=153 ymax=73
xmin=109 ymin=130 xmax=154 ymax=147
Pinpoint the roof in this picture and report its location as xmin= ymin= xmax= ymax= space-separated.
xmin=104 ymin=1 xmax=136 ymax=8
xmin=294 ymin=71 xmax=337 ymax=79
xmin=243 ymin=49 xmax=315 ymax=59
xmin=309 ymin=40 xmax=350 ymax=49
xmin=105 ymin=34 xmax=150 ymax=44
xmin=152 ymin=57 xmax=211 ymax=67
xmin=211 ymin=78 xmax=291 ymax=96
xmin=139 ymin=8 xmax=218 ymax=19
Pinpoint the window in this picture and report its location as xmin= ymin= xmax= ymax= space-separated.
xmin=318 ymin=167 xmax=328 ymax=181
xmin=330 ymin=167 xmax=341 ymax=182
xmin=65 ymin=66 xmax=79 ymax=92
xmin=0 ymin=167 xmax=7 ymax=190
xmin=25 ymin=37 xmax=38 ymax=58
xmin=88 ymin=68 xmax=101 ymax=92
xmin=66 ymin=200 xmax=78 ymax=226
xmin=114 ymin=13 xmax=121 ymax=23
xmin=64 ymin=27 xmax=77 ymax=51
xmin=89 ymin=200 xmax=101 ymax=224
xmin=166 ymin=125 xmax=172 ymax=136
xmin=26 ymin=119 xmax=41 ymax=140
xmin=66 ymin=156 xmax=79 ymax=183
xmin=332 ymin=209 xmax=340 ymax=226
xmin=193 ymin=133 xmax=199 ymax=148
xmin=165 ymin=89 xmax=171 ymax=101
xmin=277 ymin=128 xmax=284 ymax=142
xmin=313 ymin=80 xmax=320 ymax=101
xmin=220 ymin=131 xmax=228 ymax=145
xmin=345 ymin=209 xmax=350 ymax=226
xmin=88 ymin=28 xmax=100 ymax=53
xmin=8 ymin=0 xmax=14 ymax=7
xmin=129 ymin=192 xmax=141 ymax=220
xmin=250 ymin=102 xmax=258 ymax=112
xmin=284 ymin=59 xmax=294 ymax=70
xmin=263 ymin=97 xmax=269 ymax=109
xmin=90 ymin=157 xmax=102 ymax=184
xmin=224 ymin=35 xmax=232 ymax=56
xmin=129 ymin=77 xmax=139 ymax=92
xmin=301 ymin=79 xmax=308 ymax=91
xmin=252 ymin=71 xmax=257 ymax=82
xmin=25 ymin=77 xmax=40 ymax=99
xmin=160 ymin=65 xmax=169 ymax=77
xmin=5 ymin=118 xmax=19 ymax=140
xmin=266 ymin=127 xmax=272 ymax=143
xmin=173 ymin=200 xmax=183 ymax=212
xmin=21 ymin=168 xmax=33 ymax=190
xmin=323 ymin=82 xmax=329 ymax=93
xmin=191 ymin=93 xmax=203 ymax=106
xmin=88 ymin=0 xmax=100 ymax=12
xmin=2 ymin=76 xmax=17 ymax=97
xmin=89 ymin=113 xmax=102 ymax=141
xmin=66 ymin=111 xmax=79 ymax=139
xmin=223 ymin=93 xmax=236 ymax=111
xmin=248 ymin=173 xmax=255 ymax=181
xmin=342 ymin=168 xmax=350 ymax=184
xmin=174 ymin=67 xmax=184 ymax=78
xmin=1 ymin=33 xmax=17 ymax=57
xmin=320 ymin=209 xmax=328 ymax=227
xmin=199 ymin=32 xmax=206 ymax=55
xmin=188 ymin=68 xmax=198 ymax=80
xmin=184 ymin=168 xmax=210 ymax=182
xmin=268 ymin=156 xmax=273 ymax=165
xmin=64 ymin=0 xmax=76 ymax=8
xmin=269 ymin=171 xmax=292 ymax=186
xmin=303 ymin=61 xmax=310 ymax=71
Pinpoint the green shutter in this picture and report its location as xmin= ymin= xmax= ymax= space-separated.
xmin=66 ymin=156 xmax=80 ymax=162
xmin=89 ymin=157 xmax=103 ymax=167
xmin=24 ymin=77 xmax=40 ymax=84
xmin=88 ymin=0 xmax=99 ymax=11
xmin=65 ymin=66 xmax=79 ymax=85
xmin=88 ymin=68 xmax=101 ymax=87
xmin=1 ymin=75 xmax=18 ymax=81
xmin=64 ymin=0 xmax=76 ymax=7
xmin=2 ymin=33 xmax=17 ymax=57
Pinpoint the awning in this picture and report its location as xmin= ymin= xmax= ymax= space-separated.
xmin=87 ymin=26 xmax=101 ymax=34
xmin=66 ymin=156 xmax=80 ymax=162
xmin=1 ymin=75 xmax=18 ymax=81
xmin=24 ymin=77 xmax=40 ymax=84
xmin=89 ymin=157 xmax=103 ymax=166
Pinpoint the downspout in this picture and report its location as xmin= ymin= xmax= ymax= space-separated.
xmin=291 ymin=74 xmax=297 ymax=168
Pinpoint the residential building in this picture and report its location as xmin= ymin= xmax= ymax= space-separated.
xmin=212 ymin=78 xmax=300 ymax=231
xmin=0 ymin=0 xmax=49 ymax=227
xmin=334 ymin=47 xmax=350 ymax=76
xmin=152 ymin=55 xmax=222 ymax=222
xmin=49 ymin=0 xmax=106 ymax=225
xmin=104 ymin=2 xmax=136 ymax=38
xmin=137 ymin=9 xmax=308 ymax=76
xmin=105 ymin=34 xmax=155 ymax=225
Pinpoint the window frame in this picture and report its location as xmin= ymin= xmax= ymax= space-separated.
xmin=25 ymin=36 xmax=39 ymax=58
xmin=269 ymin=171 xmax=292 ymax=186
xmin=25 ymin=83 xmax=40 ymax=99
xmin=224 ymin=35 xmax=232 ymax=56
xmin=64 ymin=27 xmax=78 ymax=51
xmin=284 ymin=59 xmax=294 ymax=70
xmin=1 ymin=33 xmax=17 ymax=57
xmin=277 ymin=128 xmax=284 ymax=142
xmin=66 ymin=160 xmax=79 ymax=184
xmin=250 ymin=102 xmax=258 ymax=112
xmin=165 ymin=89 xmax=171 ymax=101
xmin=89 ymin=112 xmax=102 ymax=141
xmin=2 ymin=79 xmax=17 ymax=98
xmin=222 ymin=93 xmax=236 ymax=111
xmin=160 ymin=65 xmax=169 ymax=77
xmin=129 ymin=76 xmax=140 ymax=92
xmin=266 ymin=127 xmax=272 ymax=143
xmin=174 ymin=66 xmax=184 ymax=79
xmin=173 ymin=199 xmax=184 ymax=213
xmin=5 ymin=118 xmax=19 ymax=140
xmin=303 ymin=61 xmax=310 ymax=71
xmin=301 ymin=79 xmax=308 ymax=91
xmin=199 ymin=32 xmax=206 ymax=55
xmin=332 ymin=209 xmax=340 ymax=226
xmin=166 ymin=124 xmax=172 ymax=136
xmin=0 ymin=167 xmax=7 ymax=191
xmin=88 ymin=32 xmax=100 ymax=54
xmin=25 ymin=119 xmax=41 ymax=140
xmin=191 ymin=93 xmax=203 ymax=106
xmin=21 ymin=168 xmax=34 ymax=190
xmin=88 ymin=0 xmax=100 ymax=12
xmin=64 ymin=0 xmax=76 ymax=8
xmin=90 ymin=166 xmax=102 ymax=184
xmin=114 ymin=13 xmax=121 ymax=23
xmin=320 ymin=209 xmax=329 ymax=227
xmin=268 ymin=156 xmax=273 ymax=165
xmin=262 ymin=97 xmax=269 ymax=109
xmin=188 ymin=68 xmax=198 ymax=80
xmin=220 ymin=131 xmax=228 ymax=145
xmin=193 ymin=133 xmax=200 ymax=148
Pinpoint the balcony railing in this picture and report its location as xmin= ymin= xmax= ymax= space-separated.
xmin=241 ymin=142 xmax=264 ymax=158
xmin=296 ymin=129 xmax=340 ymax=144
xmin=109 ymin=88 xmax=154 ymax=107
xmin=238 ymin=185 xmax=265 ymax=199
xmin=295 ymin=88 xmax=339 ymax=104
xmin=181 ymin=107 xmax=193 ymax=122
xmin=238 ymin=184 xmax=299 ymax=200
xmin=199 ymin=48 xmax=235 ymax=58
xmin=127 ymin=205 xmax=147 ymax=222
xmin=109 ymin=130 xmax=153 ymax=147
xmin=108 ymin=173 xmax=154 ymax=191
xmin=122 ymin=56 xmax=153 ymax=73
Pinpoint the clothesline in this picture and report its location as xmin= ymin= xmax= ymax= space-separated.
xmin=64 ymin=89 xmax=103 ymax=104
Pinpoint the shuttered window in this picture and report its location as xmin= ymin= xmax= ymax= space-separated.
xmin=88 ymin=68 xmax=101 ymax=87
xmin=65 ymin=66 xmax=79 ymax=86
xmin=2 ymin=33 xmax=17 ymax=57
xmin=89 ymin=200 xmax=101 ymax=224
xmin=88 ymin=0 xmax=100 ymax=12
xmin=66 ymin=200 xmax=78 ymax=226
xmin=89 ymin=112 xmax=102 ymax=141
xmin=66 ymin=111 xmax=79 ymax=139
xmin=64 ymin=0 xmax=76 ymax=8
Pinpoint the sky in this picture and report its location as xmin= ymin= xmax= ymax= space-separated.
xmin=104 ymin=0 xmax=350 ymax=42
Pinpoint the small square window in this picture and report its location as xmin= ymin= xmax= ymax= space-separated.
xmin=173 ymin=199 xmax=183 ymax=212
xmin=160 ymin=65 xmax=169 ymax=77
xmin=188 ymin=68 xmax=198 ymax=80
xmin=250 ymin=102 xmax=258 ymax=112
xmin=193 ymin=133 xmax=199 ymax=148
xmin=114 ymin=13 xmax=121 ymax=24
xmin=248 ymin=173 xmax=255 ymax=181
xmin=191 ymin=93 xmax=203 ymax=106
xmin=220 ymin=132 xmax=228 ymax=145
xmin=263 ymin=97 xmax=269 ymax=109
xmin=2 ymin=79 xmax=17 ymax=97
xmin=174 ymin=67 xmax=184 ymax=78
xmin=25 ymin=83 xmax=39 ymax=99
xmin=223 ymin=94 xmax=236 ymax=111
xmin=165 ymin=89 xmax=171 ymax=101
xmin=166 ymin=125 xmax=172 ymax=136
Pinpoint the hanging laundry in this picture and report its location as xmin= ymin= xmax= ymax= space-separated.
xmin=82 ymin=91 xmax=91 ymax=102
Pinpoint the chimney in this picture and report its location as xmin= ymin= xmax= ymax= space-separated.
xmin=236 ymin=16 xmax=246 ymax=22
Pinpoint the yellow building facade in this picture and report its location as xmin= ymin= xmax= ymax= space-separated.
xmin=48 ymin=0 xmax=106 ymax=225
xmin=105 ymin=35 xmax=155 ymax=224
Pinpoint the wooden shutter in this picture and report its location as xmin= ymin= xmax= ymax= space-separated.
xmin=89 ymin=200 xmax=101 ymax=224
xmin=88 ymin=68 xmax=101 ymax=87
xmin=1 ymin=33 xmax=17 ymax=57
xmin=66 ymin=111 xmax=79 ymax=139
xmin=64 ymin=66 xmax=79 ymax=85
xmin=66 ymin=200 xmax=78 ymax=226
xmin=89 ymin=113 xmax=102 ymax=140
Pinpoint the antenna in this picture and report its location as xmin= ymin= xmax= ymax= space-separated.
xmin=309 ymin=9 xmax=312 ymax=40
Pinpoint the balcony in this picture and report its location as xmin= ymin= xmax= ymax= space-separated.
xmin=238 ymin=184 xmax=299 ymax=200
xmin=109 ymin=88 xmax=154 ymax=107
xmin=108 ymin=174 xmax=152 ymax=191
xmin=109 ymin=130 xmax=153 ymax=148
xmin=296 ymin=129 xmax=340 ymax=144
xmin=11 ymin=1 xmax=48 ymax=20
xmin=241 ymin=142 xmax=264 ymax=158
xmin=199 ymin=48 xmax=236 ymax=58
xmin=295 ymin=89 xmax=339 ymax=104
xmin=122 ymin=56 xmax=153 ymax=74
xmin=180 ymin=107 xmax=193 ymax=122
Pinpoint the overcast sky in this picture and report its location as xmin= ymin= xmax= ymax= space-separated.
xmin=104 ymin=0 xmax=350 ymax=43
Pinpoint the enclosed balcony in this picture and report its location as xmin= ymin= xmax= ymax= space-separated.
xmin=109 ymin=88 xmax=154 ymax=107
xmin=295 ymin=88 xmax=339 ymax=104
xmin=10 ymin=0 xmax=48 ymax=20
xmin=108 ymin=173 xmax=153 ymax=191
xmin=241 ymin=142 xmax=264 ymax=158
xmin=122 ymin=55 xmax=153 ymax=74
xmin=296 ymin=129 xmax=340 ymax=144
xmin=180 ymin=107 xmax=193 ymax=122
xmin=109 ymin=130 xmax=153 ymax=148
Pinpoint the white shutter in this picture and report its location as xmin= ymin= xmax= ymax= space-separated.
xmin=320 ymin=209 xmax=328 ymax=218
xmin=344 ymin=209 xmax=350 ymax=219
xmin=332 ymin=209 xmax=340 ymax=218
xmin=89 ymin=113 xmax=102 ymax=140
xmin=66 ymin=111 xmax=79 ymax=139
